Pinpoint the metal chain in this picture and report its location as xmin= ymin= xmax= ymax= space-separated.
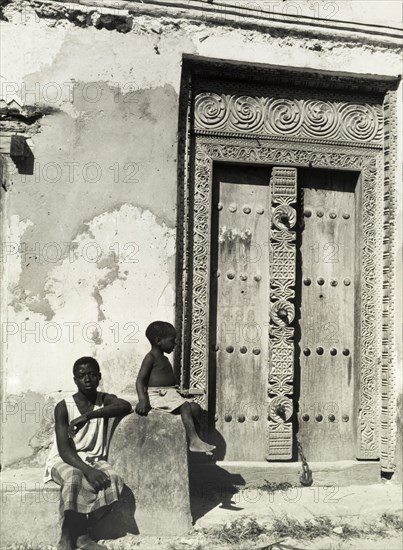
xmin=273 ymin=404 xmax=313 ymax=486
xmin=297 ymin=438 xmax=313 ymax=487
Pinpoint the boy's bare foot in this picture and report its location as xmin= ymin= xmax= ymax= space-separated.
xmin=76 ymin=534 xmax=107 ymax=550
xmin=189 ymin=439 xmax=216 ymax=454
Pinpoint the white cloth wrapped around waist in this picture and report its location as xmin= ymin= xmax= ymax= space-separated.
xmin=147 ymin=386 xmax=192 ymax=412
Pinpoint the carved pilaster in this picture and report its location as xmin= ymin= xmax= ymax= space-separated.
xmin=380 ymin=91 xmax=398 ymax=471
xmin=188 ymin=150 xmax=212 ymax=405
xmin=357 ymin=156 xmax=383 ymax=458
xmin=267 ymin=166 xmax=297 ymax=460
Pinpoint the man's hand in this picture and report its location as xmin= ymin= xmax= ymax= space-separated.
xmin=68 ymin=414 xmax=89 ymax=438
xmin=84 ymin=467 xmax=111 ymax=492
xmin=135 ymin=399 xmax=151 ymax=416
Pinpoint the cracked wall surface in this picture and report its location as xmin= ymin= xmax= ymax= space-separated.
xmin=1 ymin=0 xmax=402 ymax=468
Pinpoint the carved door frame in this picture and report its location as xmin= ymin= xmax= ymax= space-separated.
xmin=175 ymin=59 xmax=399 ymax=471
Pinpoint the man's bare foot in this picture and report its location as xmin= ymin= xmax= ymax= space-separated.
xmin=76 ymin=534 xmax=107 ymax=550
xmin=57 ymin=529 xmax=73 ymax=550
xmin=189 ymin=438 xmax=216 ymax=454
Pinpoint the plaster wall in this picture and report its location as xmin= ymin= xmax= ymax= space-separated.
xmin=1 ymin=0 xmax=402 ymax=468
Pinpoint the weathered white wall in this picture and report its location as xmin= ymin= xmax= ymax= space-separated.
xmin=1 ymin=0 xmax=402 ymax=467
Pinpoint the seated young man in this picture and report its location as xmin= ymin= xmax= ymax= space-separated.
xmin=44 ymin=356 xmax=132 ymax=550
xmin=135 ymin=321 xmax=215 ymax=454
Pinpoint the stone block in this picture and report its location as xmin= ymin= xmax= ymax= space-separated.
xmin=0 ymin=410 xmax=192 ymax=545
xmin=108 ymin=410 xmax=193 ymax=536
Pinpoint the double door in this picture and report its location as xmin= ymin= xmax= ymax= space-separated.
xmin=210 ymin=164 xmax=358 ymax=462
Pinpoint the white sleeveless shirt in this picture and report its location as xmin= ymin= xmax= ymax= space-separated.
xmin=44 ymin=392 xmax=106 ymax=482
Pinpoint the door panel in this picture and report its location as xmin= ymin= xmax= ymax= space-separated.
xmin=297 ymin=169 xmax=359 ymax=461
xmin=209 ymin=165 xmax=360 ymax=462
xmin=211 ymin=164 xmax=270 ymax=461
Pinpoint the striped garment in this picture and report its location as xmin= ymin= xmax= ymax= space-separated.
xmin=45 ymin=393 xmax=108 ymax=483
xmin=51 ymin=459 xmax=124 ymax=516
xmin=45 ymin=392 xmax=124 ymax=516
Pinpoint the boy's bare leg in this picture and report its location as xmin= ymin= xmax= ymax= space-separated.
xmin=180 ymin=402 xmax=215 ymax=453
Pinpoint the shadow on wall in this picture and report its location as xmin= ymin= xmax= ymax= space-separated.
xmin=188 ymin=415 xmax=246 ymax=524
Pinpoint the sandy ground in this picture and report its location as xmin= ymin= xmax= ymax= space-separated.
xmin=98 ymin=481 xmax=403 ymax=550
xmin=100 ymin=533 xmax=403 ymax=550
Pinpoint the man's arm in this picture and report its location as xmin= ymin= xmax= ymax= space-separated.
xmin=55 ymin=401 xmax=110 ymax=492
xmin=135 ymin=354 xmax=153 ymax=415
xmin=68 ymin=394 xmax=132 ymax=437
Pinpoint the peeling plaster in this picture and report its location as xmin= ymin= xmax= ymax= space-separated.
xmin=92 ymin=287 xmax=106 ymax=321
xmin=4 ymin=204 xmax=175 ymax=398
xmin=5 ymin=215 xmax=34 ymax=286
xmin=6 ymin=82 xmax=178 ymax=302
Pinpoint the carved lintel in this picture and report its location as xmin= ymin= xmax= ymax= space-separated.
xmin=195 ymin=93 xmax=383 ymax=145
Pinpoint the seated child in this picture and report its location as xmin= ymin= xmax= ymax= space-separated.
xmin=44 ymin=356 xmax=132 ymax=550
xmin=135 ymin=321 xmax=215 ymax=454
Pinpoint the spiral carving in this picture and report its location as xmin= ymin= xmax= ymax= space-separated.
xmin=269 ymin=396 xmax=293 ymax=423
xmin=270 ymin=300 xmax=295 ymax=326
xmin=272 ymin=205 xmax=297 ymax=230
xmin=302 ymin=100 xmax=339 ymax=139
xmin=340 ymin=104 xmax=381 ymax=142
xmin=194 ymin=93 xmax=383 ymax=144
xmin=195 ymin=93 xmax=229 ymax=130
xmin=265 ymin=98 xmax=303 ymax=135
xmin=228 ymin=95 xmax=264 ymax=133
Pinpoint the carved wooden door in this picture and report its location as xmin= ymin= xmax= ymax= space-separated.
xmin=210 ymin=164 xmax=270 ymax=460
xmin=297 ymin=169 xmax=359 ymax=461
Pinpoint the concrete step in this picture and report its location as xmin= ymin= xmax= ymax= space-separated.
xmin=189 ymin=459 xmax=381 ymax=491
xmin=1 ymin=467 xmax=60 ymax=547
